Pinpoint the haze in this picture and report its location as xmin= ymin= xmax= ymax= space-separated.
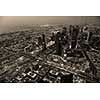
xmin=0 ymin=16 xmax=100 ymax=33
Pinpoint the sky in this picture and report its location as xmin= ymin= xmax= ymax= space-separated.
xmin=0 ymin=16 xmax=100 ymax=33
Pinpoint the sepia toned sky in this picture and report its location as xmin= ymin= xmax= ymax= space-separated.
xmin=0 ymin=16 xmax=100 ymax=33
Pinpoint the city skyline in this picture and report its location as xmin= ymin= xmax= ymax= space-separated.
xmin=0 ymin=16 xmax=100 ymax=33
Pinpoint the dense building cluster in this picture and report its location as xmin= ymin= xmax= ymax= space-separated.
xmin=0 ymin=24 xmax=100 ymax=83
